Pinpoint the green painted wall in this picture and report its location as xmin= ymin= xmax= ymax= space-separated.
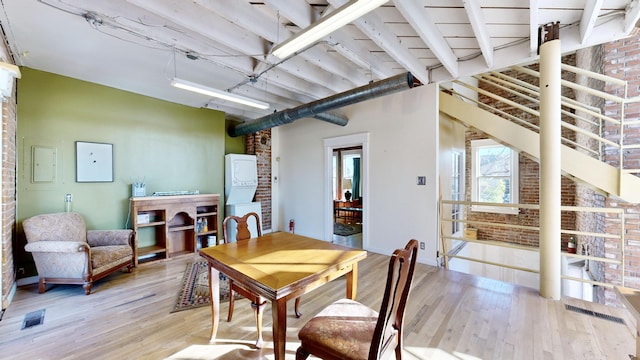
xmin=17 ymin=68 xmax=226 ymax=231
xmin=224 ymin=120 xmax=246 ymax=155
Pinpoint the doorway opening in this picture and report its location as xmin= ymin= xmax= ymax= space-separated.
xmin=333 ymin=146 xmax=362 ymax=247
xmin=323 ymin=133 xmax=369 ymax=249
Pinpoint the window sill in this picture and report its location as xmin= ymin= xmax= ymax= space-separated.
xmin=471 ymin=205 xmax=519 ymax=215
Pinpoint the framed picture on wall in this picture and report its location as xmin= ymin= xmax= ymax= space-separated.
xmin=76 ymin=141 xmax=113 ymax=182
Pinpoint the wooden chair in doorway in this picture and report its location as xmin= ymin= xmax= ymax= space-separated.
xmin=222 ymin=212 xmax=302 ymax=348
xmin=296 ymin=239 xmax=419 ymax=360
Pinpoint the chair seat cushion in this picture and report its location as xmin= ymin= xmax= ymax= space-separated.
xmin=91 ymin=245 xmax=132 ymax=271
xmin=298 ymin=299 xmax=378 ymax=360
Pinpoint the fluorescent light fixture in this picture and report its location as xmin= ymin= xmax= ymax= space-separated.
xmin=171 ymin=78 xmax=269 ymax=110
xmin=271 ymin=0 xmax=388 ymax=59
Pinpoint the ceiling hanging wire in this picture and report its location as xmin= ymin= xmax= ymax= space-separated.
xmin=173 ymin=48 xmax=177 ymax=79
xmin=262 ymin=69 xmax=269 ymax=109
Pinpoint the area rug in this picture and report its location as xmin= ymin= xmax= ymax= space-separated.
xmin=171 ymin=261 xmax=238 ymax=313
xmin=333 ymin=222 xmax=362 ymax=237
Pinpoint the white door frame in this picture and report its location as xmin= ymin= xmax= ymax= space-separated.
xmin=323 ymin=133 xmax=369 ymax=247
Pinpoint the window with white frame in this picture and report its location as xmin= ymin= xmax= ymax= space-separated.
xmin=470 ymin=139 xmax=519 ymax=214
xmin=332 ymin=148 xmax=361 ymax=200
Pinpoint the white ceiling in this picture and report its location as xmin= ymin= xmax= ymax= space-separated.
xmin=0 ymin=0 xmax=639 ymax=123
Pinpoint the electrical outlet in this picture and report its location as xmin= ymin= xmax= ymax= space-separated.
xmin=420 ymin=242 xmax=425 ymax=250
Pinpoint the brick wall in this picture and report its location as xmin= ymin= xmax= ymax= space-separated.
xmin=575 ymin=44 xmax=608 ymax=303
xmin=1 ymin=98 xmax=17 ymax=309
xmin=0 ymin=37 xmax=17 ymax=308
xmin=603 ymin=35 xmax=640 ymax=304
xmin=245 ymin=129 xmax=272 ymax=231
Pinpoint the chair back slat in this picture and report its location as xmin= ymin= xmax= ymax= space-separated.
xmin=222 ymin=212 xmax=262 ymax=243
xmin=369 ymin=239 xmax=418 ymax=360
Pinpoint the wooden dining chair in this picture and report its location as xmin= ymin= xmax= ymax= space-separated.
xmin=221 ymin=212 xmax=302 ymax=348
xmin=222 ymin=212 xmax=266 ymax=346
xmin=296 ymin=239 xmax=419 ymax=360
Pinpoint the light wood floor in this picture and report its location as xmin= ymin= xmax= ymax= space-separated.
xmin=0 ymin=249 xmax=635 ymax=359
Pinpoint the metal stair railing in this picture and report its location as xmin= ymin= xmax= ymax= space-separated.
xmin=439 ymin=200 xmax=626 ymax=290
xmin=445 ymin=62 xmax=640 ymax=176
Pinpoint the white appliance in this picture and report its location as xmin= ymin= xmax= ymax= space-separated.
xmin=225 ymin=154 xmax=262 ymax=241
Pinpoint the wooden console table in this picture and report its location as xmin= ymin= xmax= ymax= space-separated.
xmin=130 ymin=194 xmax=219 ymax=266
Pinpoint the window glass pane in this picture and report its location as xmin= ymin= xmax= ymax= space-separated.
xmin=342 ymin=153 xmax=360 ymax=191
xmin=342 ymin=154 xmax=358 ymax=179
xmin=478 ymin=146 xmax=511 ymax=177
xmin=471 ymin=139 xmax=518 ymax=214
xmin=478 ymin=177 xmax=510 ymax=203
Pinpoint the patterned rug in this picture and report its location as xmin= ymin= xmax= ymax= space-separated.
xmin=333 ymin=222 xmax=362 ymax=237
xmin=171 ymin=261 xmax=237 ymax=313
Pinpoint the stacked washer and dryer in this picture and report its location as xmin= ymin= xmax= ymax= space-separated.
xmin=224 ymin=154 xmax=262 ymax=241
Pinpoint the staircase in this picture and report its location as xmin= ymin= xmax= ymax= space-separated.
xmin=439 ymin=64 xmax=640 ymax=203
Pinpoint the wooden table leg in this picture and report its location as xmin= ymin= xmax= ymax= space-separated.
xmin=346 ymin=262 xmax=359 ymax=300
xmin=252 ymin=299 xmax=266 ymax=348
xmin=208 ymin=263 xmax=220 ymax=342
xmin=294 ymin=297 xmax=302 ymax=318
xmin=271 ymin=298 xmax=287 ymax=360
xmin=636 ymin=321 xmax=640 ymax=360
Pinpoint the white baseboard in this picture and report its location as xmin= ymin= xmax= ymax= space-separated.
xmin=2 ymin=282 xmax=16 ymax=310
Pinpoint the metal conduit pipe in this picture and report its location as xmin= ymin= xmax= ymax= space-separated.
xmin=228 ymin=72 xmax=421 ymax=137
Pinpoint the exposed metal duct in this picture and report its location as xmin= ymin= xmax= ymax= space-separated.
xmin=228 ymin=72 xmax=421 ymax=137
xmin=312 ymin=112 xmax=349 ymax=126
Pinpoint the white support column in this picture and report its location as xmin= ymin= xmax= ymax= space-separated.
xmin=539 ymin=26 xmax=562 ymax=300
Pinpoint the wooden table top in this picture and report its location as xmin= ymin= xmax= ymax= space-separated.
xmin=199 ymin=232 xmax=367 ymax=300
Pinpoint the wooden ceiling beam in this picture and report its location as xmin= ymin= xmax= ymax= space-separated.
xmin=463 ymin=0 xmax=494 ymax=68
xmin=193 ymin=0 xmax=369 ymax=87
xmin=264 ymin=0 xmax=396 ymax=81
xmin=625 ymin=0 xmax=640 ymax=34
xmin=580 ymin=0 xmax=603 ymax=44
xmin=529 ymin=0 xmax=539 ymax=55
xmin=392 ymin=0 xmax=459 ymax=79
xmin=126 ymin=0 xmax=353 ymax=96
xmin=327 ymin=0 xmax=431 ymax=83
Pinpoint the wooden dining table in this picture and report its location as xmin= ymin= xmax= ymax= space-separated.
xmin=198 ymin=231 xmax=367 ymax=360
xmin=614 ymin=286 xmax=640 ymax=358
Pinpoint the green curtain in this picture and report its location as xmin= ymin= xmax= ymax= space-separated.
xmin=353 ymin=157 xmax=361 ymax=199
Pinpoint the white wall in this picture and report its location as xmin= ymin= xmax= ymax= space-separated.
xmin=274 ymin=83 xmax=440 ymax=265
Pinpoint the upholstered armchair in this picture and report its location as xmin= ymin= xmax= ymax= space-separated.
xmin=23 ymin=212 xmax=134 ymax=295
